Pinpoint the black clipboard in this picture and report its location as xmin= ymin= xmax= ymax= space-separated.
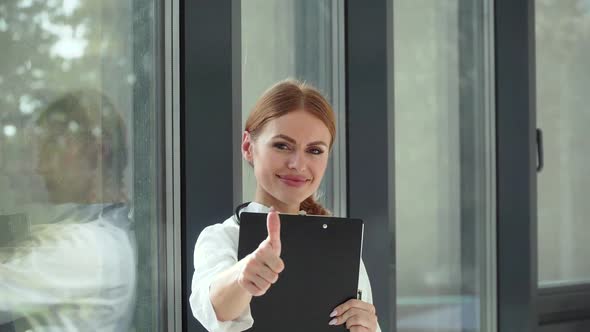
xmin=238 ymin=212 xmax=364 ymax=331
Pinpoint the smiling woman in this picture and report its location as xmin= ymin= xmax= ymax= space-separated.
xmin=241 ymin=80 xmax=335 ymax=215
xmin=189 ymin=80 xmax=381 ymax=332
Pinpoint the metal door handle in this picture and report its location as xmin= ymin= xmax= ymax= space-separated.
xmin=536 ymin=128 xmax=544 ymax=173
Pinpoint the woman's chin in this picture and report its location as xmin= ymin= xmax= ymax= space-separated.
xmin=275 ymin=193 xmax=311 ymax=208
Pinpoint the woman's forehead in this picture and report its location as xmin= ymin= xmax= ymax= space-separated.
xmin=262 ymin=111 xmax=331 ymax=143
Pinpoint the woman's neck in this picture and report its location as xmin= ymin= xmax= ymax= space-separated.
xmin=254 ymin=188 xmax=299 ymax=214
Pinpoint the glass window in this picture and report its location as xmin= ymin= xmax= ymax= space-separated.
xmin=536 ymin=0 xmax=590 ymax=287
xmin=393 ymin=1 xmax=495 ymax=331
xmin=0 ymin=0 xmax=164 ymax=330
xmin=241 ymin=0 xmax=345 ymax=215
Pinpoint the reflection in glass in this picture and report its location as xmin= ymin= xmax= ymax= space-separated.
xmin=36 ymin=91 xmax=128 ymax=205
xmin=1 ymin=91 xmax=136 ymax=331
xmin=536 ymin=0 xmax=590 ymax=287
xmin=393 ymin=1 xmax=494 ymax=331
xmin=0 ymin=0 xmax=162 ymax=330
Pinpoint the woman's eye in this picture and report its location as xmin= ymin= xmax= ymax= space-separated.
xmin=308 ymin=148 xmax=324 ymax=155
xmin=273 ymin=143 xmax=290 ymax=150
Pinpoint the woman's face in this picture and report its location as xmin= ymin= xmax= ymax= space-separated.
xmin=242 ymin=110 xmax=332 ymax=211
xmin=36 ymin=131 xmax=97 ymax=204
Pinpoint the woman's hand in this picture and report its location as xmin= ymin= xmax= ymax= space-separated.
xmin=329 ymin=299 xmax=378 ymax=332
xmin=237 ymin=209 xmax=285 ymax=296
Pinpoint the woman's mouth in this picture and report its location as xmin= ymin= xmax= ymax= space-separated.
xmin=276 ymin=174 xmax=309 ymax=188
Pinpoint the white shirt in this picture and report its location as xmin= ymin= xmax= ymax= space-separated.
xmin=0 ymin=204 xmax=136 ymax=332
xmin=189 ymin=202 xmax=381 ymax=332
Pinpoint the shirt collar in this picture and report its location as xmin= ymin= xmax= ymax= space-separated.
xmin=239 ymin=202 xmax=309 ymax=216
xmin=239 ymin=201 xmax=270 ymax=217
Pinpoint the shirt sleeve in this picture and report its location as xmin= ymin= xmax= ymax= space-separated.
xmin=0 ymin=222 xmax=135 ymax=325
xmin=189 ymin=222 xmax=254 ymax=332
xmin=359 ymin=259 xmax=382 ymax=332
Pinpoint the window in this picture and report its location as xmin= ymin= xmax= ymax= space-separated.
xmin=536 ymin=0 xmax=590 ymax=287
xmin=0 ymin=0 xmax=165 ymax=330
xmin=393 ymin=1 xmax=496 ymax=331
xmin=241 ymin=0 xmax=345 ymax=215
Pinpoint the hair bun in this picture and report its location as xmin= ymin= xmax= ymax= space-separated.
xmin=299 ymin=196 xmax=331 ymax=216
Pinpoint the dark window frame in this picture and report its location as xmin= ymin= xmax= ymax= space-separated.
xmin=180 ymin=1 xmax=241 ymax=331
xmin=345 ymin=0 xmax=396 ymax=331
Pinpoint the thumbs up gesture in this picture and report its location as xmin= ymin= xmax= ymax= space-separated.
xmin=265 ymin=208 xmax=282 ymax=256
xmin=237 ymin=208 xmax=285 ymax=297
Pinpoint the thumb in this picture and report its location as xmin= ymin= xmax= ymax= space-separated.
xmin=266 ymin=209 xmax=281 ymax=254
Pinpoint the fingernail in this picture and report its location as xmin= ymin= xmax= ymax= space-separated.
xmin=330 ymin=309 xmax=337 ymax=317
xmin=328 ymin=318 xmax=337 ymax=326
xmin=269 ymin=206 xmax=276 ymax=212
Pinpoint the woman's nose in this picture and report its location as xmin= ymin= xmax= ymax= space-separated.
xmin=287 ymin=151 xmax=306 ymax=172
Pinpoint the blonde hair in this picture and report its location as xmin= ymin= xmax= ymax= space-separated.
xmin=245 ymin=79 xmax=335 ymax=215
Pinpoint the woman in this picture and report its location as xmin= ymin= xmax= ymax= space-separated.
xmin=190 ymin=80 xmax=380 ymax=332
xmin=1 ymin=90 xmax=135 ymax=331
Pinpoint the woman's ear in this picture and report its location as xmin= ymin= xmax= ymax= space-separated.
xmin=241 ymin=131 xmax=253 ymax=163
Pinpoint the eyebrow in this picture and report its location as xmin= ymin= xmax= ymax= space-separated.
xmin=272 ymin=134 xmax=328 ymax=147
